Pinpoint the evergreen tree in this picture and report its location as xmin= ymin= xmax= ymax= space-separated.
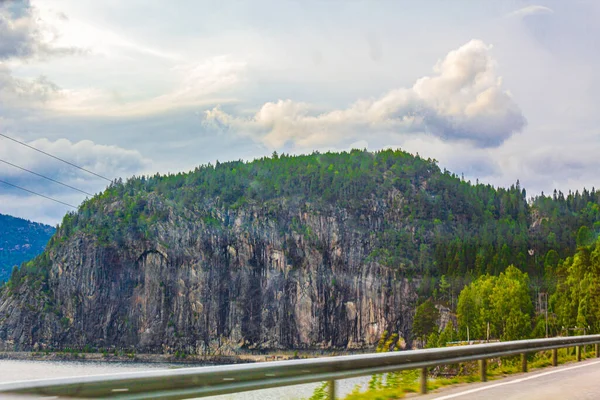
xmin=413 ymin=299 xmax=440 ymax=345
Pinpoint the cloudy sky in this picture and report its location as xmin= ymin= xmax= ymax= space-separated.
xmin=1 ymin=0 xmax=599 ymax=224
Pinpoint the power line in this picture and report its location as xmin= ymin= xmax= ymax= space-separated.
xmin=0 ymin=133 xmax=113 ymax=182
xmin=0 ymin=158 xmax=94 ymax=196
xmin=0 ymin=178 xmax=78 ymax=209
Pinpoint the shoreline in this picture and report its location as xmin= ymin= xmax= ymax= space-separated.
xmin=0 ymin=348 xmax=369 ymax=365
xmin=0 ymin=351 xmax=258 ymax=365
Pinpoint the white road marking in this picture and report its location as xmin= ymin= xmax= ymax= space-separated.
xmin=430 ymin=360 xmax=600 ymax=399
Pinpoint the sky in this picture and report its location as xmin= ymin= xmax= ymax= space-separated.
xmin=1 ymin=0 xmax=599 ymax=225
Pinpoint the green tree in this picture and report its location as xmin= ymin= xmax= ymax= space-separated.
xmin=492 ymin=265 xmax=533 ymax=340
xmin=576 ymin=226 xmax=594 ymax=248
xmin=437 ymin=320 xmax=456 ymax=347
xmin=457 ymin=284 xmax=477 ymax=340
xmin=457 ymin=266 xmax=532 ymax=341
xmin=439 ymin=275 xmax=451 ymax=305
xmin=544 ymin=249 xmax=560 ymax=269
xmin=426 ymin=331 xmax=440 ymax=348
xmin=412 ymin=299 xmax=440 ymax=344
xmin=553 ymin=239 xmax=600 ymax=334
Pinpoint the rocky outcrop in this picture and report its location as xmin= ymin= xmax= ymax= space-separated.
xmin=0 ymin=194 xmax=419 ymax=354
xmin=436 ymin=305 xmax=457 ymax=332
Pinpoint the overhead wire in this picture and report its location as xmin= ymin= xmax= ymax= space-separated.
xmin=0 ymin=133 xmax=113 ymax=182
xmin=0 ymin=158 xmax=95 ymax=196
xmin=0 ymin=178 xmax=78 ymax=209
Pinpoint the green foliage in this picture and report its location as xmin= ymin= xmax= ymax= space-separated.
xmin=9 ymin=150 xmax=600 ymax=301
xmin=437 ymin=321 xmax=457 ymax=347
xmin=544 ymin=249 xmax=560 ymax=268
xmin=438 ymin=275 xmax=451 ymax=304
xmin=576 ymin=226 xmax=595 ymax=248
xmin=308 ymin=382 xmax=330 ymax=400
xmin=9 ymin=150 xmax=600 ymax=349
xmin=369 ymin=331 xmax=396 ymax=390
xmin=457 ymin=265 xmax=532 ymax=341
xmin=494 ymin=266 xmax=533 ymax=340
xmin=344 ymin=386 xmax=406 ymax=399
xmin=412 ymin=299 xmax=440 ymax=343
xmin=60 ymin=317 xmax=70 ymax=328
xmin=173 ymin=350 xmax=187 ymax=359
xmin=532 ymin=190 xmax=600 ymax=267
xmin=41 ymin=149 xmax=551 ymax=287
xmin=552 ymin=237 xmax=600 ymax=334
xmin=344 ymin=331 xmax=415 ymax=399
xmin=425 ymin=331 xmax=440 ymax=348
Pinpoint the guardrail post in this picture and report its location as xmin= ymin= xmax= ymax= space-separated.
xmin=479 ymin=359 xmax=487 ymax=382
xmin=420 ymin=367 xmax=428 ymax=394
xmin=596 ymin=343 xmax=599 ymax=358
xmin=576 ymin=346 xmax=582 ymax=362
xmin=521 ymin=353 xmax=527 ymax=373
xmin=552 ymin=348 xmax=558 ymax=366
xmin=328 ymin=380 xmax=336 ymax=400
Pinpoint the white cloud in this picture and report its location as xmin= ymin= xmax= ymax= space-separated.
xmin=399 ymin=135 xmax=500 ymax=178
xmin=169 ymin=56 xmax=247 ymax=101
xmin=399 ymin=131 xmax=600 ymax=199
xmin=32 ymin=4 xmax=179 ymax=61
xmin=1 ymin=1 xmax=248 ymax=120
xmin=0 ymin=0 xmax=80 ymax=60
xmin=3 ymin=0 xmax=600 ymax=225
xmin=0 ymin=136 xmax=151 ymax=198
xmin=0 ymin=0 xmax=83 ymax=121
xmin=204 ymin=40 xmax=526 ymax=149
xmin=506 ymin=5 xmax=554 ymax=19
xmin=0 ymin=54 xmax=245 ymax=120
xmin=40 ymin=55 xmax=246 ymax=117
xmin=0 ymin=63 xmax=59 ymax=108
xmin=0 ymin=193 xmax=71 ymax=225
xmin=494 ymin=140 xmax=600 ymax=195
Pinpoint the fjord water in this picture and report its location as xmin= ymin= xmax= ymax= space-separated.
xmin=0 ymin=359 xmax=369 ymax=399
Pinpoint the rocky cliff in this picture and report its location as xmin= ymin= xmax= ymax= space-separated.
xmin=0 ymin=194 xmax=420 ymax=354
xmin=0 ymin=149 xmax=536 ymax=353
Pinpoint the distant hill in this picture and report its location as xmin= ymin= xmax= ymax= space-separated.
xmin=1 ymin=149 xmax=600 ymax=352
xmin=0 ymin=214 xmax=55 ymax=283
xmin=0 ymin=149 xmax=535 ymax=352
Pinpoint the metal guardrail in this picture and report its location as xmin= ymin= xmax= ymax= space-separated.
xmin=1 ymin=335 xmax=599 ymax=399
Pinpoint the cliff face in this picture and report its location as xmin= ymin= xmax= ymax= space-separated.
xmin=0 ymin=149 xmax=538 ymax=353
xmin=0 ymin=193 xmax=418 ymax=353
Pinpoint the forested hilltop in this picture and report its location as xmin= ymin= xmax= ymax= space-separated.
xmin=0 ymin=214 xmax=55 ymax=284
xmin=1 ymin=149 xmax=600 ymax=353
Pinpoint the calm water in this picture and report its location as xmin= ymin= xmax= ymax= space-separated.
xmin=0 ymin=359 xmax=370 ymax=399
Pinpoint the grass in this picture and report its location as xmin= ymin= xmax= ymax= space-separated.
xmin=306 ymin=346 xmax=599 ymax=400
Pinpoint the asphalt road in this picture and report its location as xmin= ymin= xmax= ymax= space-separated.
xmin=418 ymin=358 xmax=600 ymax=400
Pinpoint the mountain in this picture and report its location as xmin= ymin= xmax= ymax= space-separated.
xmin=0 ymin=214 xmax=55 ymax=283
xmin=0 ymin=149 xmax=598 ymax=353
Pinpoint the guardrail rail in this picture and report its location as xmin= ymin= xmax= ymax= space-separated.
xmin=1 ymin=335 xmax=599 ymax=399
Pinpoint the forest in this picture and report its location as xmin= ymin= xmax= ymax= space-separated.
xmin=7 ymin=149 xmax=600 ymax=345
xmin=458 ymin=233 xmax=600 ymax=338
